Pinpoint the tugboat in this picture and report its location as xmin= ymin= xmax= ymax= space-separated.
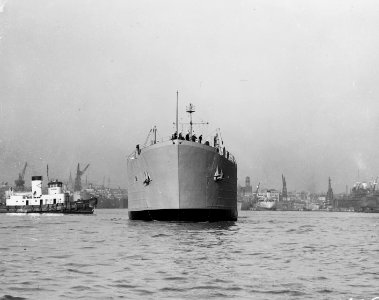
xmin=0 ymin=176 xmax=97 ymax=214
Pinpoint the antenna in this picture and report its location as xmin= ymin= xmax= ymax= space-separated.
xmin=47 ymin=164 xmax=49 ymax=182
xmin=173 ymin=100 xmax=208 ymax=137
xmin=153 ymin=126 xmax=157 ymax=144
xmin=176 ymin=91 xmax=179 ymax=136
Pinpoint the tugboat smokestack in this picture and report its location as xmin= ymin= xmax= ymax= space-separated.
xmin=31 ymin=176 xmax=43 ymax=198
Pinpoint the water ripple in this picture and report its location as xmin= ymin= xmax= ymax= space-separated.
xmin=0 ymin=209 xmax=377 ymax=299
xmin=1 ymin=295 xmax=28 ymax=300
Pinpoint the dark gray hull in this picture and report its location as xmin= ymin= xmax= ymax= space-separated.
xmin=0 ymin=205 xmax=94 ymax=214
xmin=128 ymin=208 xmax=236 ymax=221
xmin=127 ymin=140 xmax=237 ymax=221
xmin=0 ymin=198 xmax=97 ymax=214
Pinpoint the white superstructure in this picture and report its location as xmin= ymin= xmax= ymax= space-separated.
xmin=256 ymin=197 xmax=276 ymax=210
xmin=255 ymin=188 xmax=278 ymax=210
xmin=6 ymin=176 xmax=68 ymax=207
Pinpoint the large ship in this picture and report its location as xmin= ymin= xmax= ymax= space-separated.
xmin=0 ymin=176 xmax=97 ymax=214
xmin=254 ymin=188 xmax=278 ymax=211
xmin=335 ymin=180 xmax=379 ymax=212
xmin=255 ymin=197 xmax=276 ymax=211
xmin=126 ymin=95 xmax=238 ymax=221
xmin=241 ymin=183 xmax=278 ymax=211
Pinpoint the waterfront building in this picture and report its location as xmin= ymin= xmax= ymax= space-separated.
xmin=326 ymin=177 xmax=334 ymax=208
xmin=239 ymin=176 xmax=253 ymax=197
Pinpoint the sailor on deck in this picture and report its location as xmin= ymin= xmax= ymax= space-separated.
xmin=214 ymin=133 xmax=218 ymax=148
xmin=172 ymin=131 xmax=178 ymax=140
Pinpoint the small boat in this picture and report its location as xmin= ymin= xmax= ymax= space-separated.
xmin=0 ymin=176 xmax=97 ymax=214
xmin=255 ymin=197 xmax=277 ymax=211
xmin=253 ymin=188 xmax=278 ymax=211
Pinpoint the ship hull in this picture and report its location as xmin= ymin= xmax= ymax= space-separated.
xmin=127 ymin=140 xmax=237 ymax=221
xmin=254 ymin=201 xmax=277 ymax=211
xmin=128 ymin=208 xmax=237 ymax=221
xmin=0 ymin=205 xmax=94 ymax=214
xmin=254 ymin=206 xmax=276 ymax=211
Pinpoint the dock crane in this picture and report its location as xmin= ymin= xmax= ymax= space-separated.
xmin=74 ymin=163 xmax=90 ymax=192
xmin=14 ymin=162 xmax=27 ymax=191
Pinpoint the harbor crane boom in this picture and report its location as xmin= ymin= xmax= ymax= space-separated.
xmin=15 ymin=162 xmax=27 ymax=191
xmin=74 ymin=163 xmax=90 ymax=192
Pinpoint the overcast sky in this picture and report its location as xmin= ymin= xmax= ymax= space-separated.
xmin=1 ymin=0 xmax=379 ymax=192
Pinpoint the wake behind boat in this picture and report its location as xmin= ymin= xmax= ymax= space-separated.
xmin=126 ymin=93 xmax=238 ymax=221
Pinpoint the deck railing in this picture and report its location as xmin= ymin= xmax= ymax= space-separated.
xmin=128 ymin=137 xmax=236 ymax=164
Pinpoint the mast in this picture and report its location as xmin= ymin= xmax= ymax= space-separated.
xmin=186 ymin=103 xmax=195 ymax=138
xmin=153 ymin=126 xmax=157 ymax=144
xmin=176 ymin=91 xmax=179 ymax=135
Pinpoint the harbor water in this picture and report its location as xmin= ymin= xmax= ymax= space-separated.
xmin=0 ymin=209 xmax=377 ymax=299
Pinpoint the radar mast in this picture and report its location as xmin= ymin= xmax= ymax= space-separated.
xmin=186 ymin=103 xmax=195 ymax=138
